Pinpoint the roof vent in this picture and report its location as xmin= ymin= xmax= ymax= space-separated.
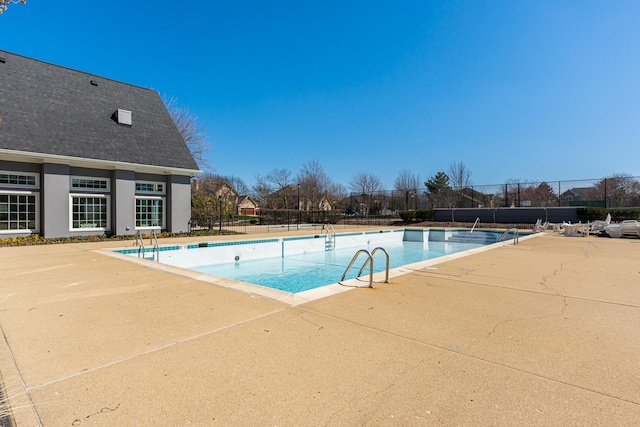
xmin=0 ymin=57 xmax=5 ymax=64
xmin=90 ymin=80 xmax=98 ymax=86
xmin=116 ymin=109 xmax=132 ymax=126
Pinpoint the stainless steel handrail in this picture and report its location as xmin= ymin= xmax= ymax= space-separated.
xmin=341 ymin=249 xmax=374 ymax=288
xmin=357 ymin=247 xmax=390 ymax=284
xmin=470 ymin=217 xmax=480 ymax=233
xmin=134 ymin=229 xmax=160 ymax=261
xmin=499 ymin=227 xmax=519 ymax=244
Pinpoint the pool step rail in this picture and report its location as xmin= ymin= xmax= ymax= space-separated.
xmin=323 ymin=223 xmax=336 ymax=251
xmin=499 ymin=228 xmax=519 ymax=244
xmin=340 ymin=247 xmax=390 ymax=288
xmin=134 ymin=229 xmax=160 ymax=261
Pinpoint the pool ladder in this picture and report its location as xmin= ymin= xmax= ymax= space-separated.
xmin=340 ymin=247 xmax=390 ymax=288
xmin=498 ymin=227 xmax=519 ymax=244
xmin=323 ymin=223 xmax=336 ymax=251
xmin=134 ymin=229 xmax=160 ymax=261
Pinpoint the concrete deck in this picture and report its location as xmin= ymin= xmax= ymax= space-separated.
xmin=0 ymin=228 xmax=638 ymax=426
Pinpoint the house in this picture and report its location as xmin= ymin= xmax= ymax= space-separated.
xmin=559 ymin=187 xmax=591 ymax=204
xmin=236 ymin=195 xmax=258 ymax=216
xmin=0 ymin=51 xmax=200 ymax=238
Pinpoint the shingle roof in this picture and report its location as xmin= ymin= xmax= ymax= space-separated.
xmin=0 ymin=50 xmax=199 ymax=172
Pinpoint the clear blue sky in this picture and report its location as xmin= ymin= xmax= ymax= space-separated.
xmin=2 ymin=1 xmax=639 ymax=190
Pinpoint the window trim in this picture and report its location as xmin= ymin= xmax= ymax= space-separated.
xmin=69 ymin=193 xmax=111 ymax=232
xmin=0 ymin=171 xmax=39 ymax=189
xmin=0 ymin=190 xmax=40 ymax=234
xmin=70 ymin=176 xmax=110 ymax=192
xmin=134 ymin=196 xmax=165 ymax=230
xmin=135 ymin=180 xmax=165 ymax=195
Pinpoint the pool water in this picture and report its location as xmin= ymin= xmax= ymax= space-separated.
xmin=191 ymin=239 xmax=483 ymax=293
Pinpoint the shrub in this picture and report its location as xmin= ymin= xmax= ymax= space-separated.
xmin=576 ymin=207 xmax=640 ymax=222
xmin=415 ymin=209 xmax=435 ymax=221
xmin=399 ymin=210 xmax=416 ymax=222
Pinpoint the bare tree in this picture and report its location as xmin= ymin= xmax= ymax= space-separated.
xmin=448 ymin=161 xmax=472 ymax=190
xmin=163 ymin=96 xmax=211 ymax=170
xmin=590 ymin=173 xmax=640 ymax=208
xmin=253 ymin=169 xmax=294 ymax=209
xmin=394 ymin=169 xmax=420 ymax=193
xmin=297 ymin=159 xmax=332 ymax=211
xmin=349 ymin=172 xmax=383 ymax=194
xmin=0 ymin=0 xmax=26 ymax=14
xmin=327 ymin=182 xmax=348 ymax=209
xmin=251 ymin=178 xmax=272 ymax=208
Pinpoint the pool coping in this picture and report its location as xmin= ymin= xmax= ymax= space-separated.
xmin=99 ymin=230 xmax=541 ymax=305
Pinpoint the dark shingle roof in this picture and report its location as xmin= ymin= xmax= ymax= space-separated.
xmin=0 ymin=50 xmax=199 ymax=172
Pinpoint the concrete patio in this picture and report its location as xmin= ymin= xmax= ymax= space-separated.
xmin=0 ymin=228 xmax=638 ymax=426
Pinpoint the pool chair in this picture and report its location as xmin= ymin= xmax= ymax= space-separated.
xmin=604 ymin=220 xmax=640 ymax=238
xmin=532 ymin=219 xmax=549 ymax=232
xmin=564 ymin=223 xmax=588 ymax=237
xmin=551 ymin=222 xmax=570 ymax=233
xmin=586 ymin=213 xmax=611 ymax=233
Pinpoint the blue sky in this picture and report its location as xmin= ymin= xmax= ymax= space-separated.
xmin=2 ymin=1 xmax=639 ymax=190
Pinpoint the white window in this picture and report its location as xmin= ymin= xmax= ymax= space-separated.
xmin=0 ymin=171 xmax=39 ymax=188
xmin=135 ymin=197 xmax=164 ymax=229
xmin=70 ymin=195 xmax=110 ymax=230
xmin=0 ymin=192 xmax=39 ymax=233
xmin=135 ymin=181 xmax=165 ymax=194
xmin=70 ymin=176 xmax=109 ymax=191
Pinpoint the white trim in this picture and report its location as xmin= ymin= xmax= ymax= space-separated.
xmin=0 ymin=148 xmax=200 ymax=176
xmin=134 ymin=196 xmax=165 ymax=229
xmin=0 ymin=170 xmax=40 ymax=189
xmin=135 ymin=180 xmax=166 ymax=195
xmin=70 ymin=176 xmax=110 ymax=192
xmin=69 ymin=194 xmax=111 ymax=232
xmin=0 ymin=190 xmax=40 ymax=234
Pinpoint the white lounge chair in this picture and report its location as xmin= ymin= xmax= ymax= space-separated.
xmin=532 ymin=219 xmax=542 ymax=231
xmin=532 ymin=219 xmax=549 ymax=232
xmin=551 ymin=222 xmax=571 ymax=233
xmin=564 ymin=223 xmax=588 ymax=237
xmin=604 ymin=220 xmax=640 ymax=238
xmin=587 ymin=213 xmax=611 ymax=233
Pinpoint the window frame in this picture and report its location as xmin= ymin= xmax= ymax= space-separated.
xmin=135 ymin=181 xmax=165 ymax=195
xmin=69 ymin=193 xmax=111 ymax=231
xmin=0 ymin=190 xmax=40 ymax=234
xmin=134 ymin=196 xmax=165 ymax=230
xmin=70 ymin=176 xmax=110 ymax=192
xmin=0 ymin=171 xmax=39 ymax=189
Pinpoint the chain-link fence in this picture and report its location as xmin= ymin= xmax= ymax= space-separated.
xmin=346 ymin=176 xmax=640 ymax=214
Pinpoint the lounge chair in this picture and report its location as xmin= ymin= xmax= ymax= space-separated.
xmin=564 ymin=223 xmax=588 ymax=237
xmin=587 ymin=213 xmax=611 ymax=233
xmin=551 ymin=222 xmax=571 ymax=233
xmin=532 ymin=219 xmax=542 ymax=231
xmin=532 ymin=219 xmax=549 ymax=232
xmin=604 ymin=220 xmax=640 ymax=238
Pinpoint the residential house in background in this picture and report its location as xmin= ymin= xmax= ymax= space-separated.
xmin=0 ymin=50 xmax=200 ymax=238
xmin=559 ymin=187 xmax=591 ymax=205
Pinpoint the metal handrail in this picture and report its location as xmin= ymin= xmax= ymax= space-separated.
xmin=134 ymin=229 xmax=160 ymax=261
xmin=357 ymin=247 xmax=390 ymax=284
xmin=470 ymin=217 xmax=480 ymax=233
xmin=150 ymin=229 xmax=160 ymax=261
xmin=323 ymin=223 xmax=336 ymax=250
xmin=499 ymin=227 xmax=519 ymax=244
xmin=341 ymin=249 xmax=374 ymax=288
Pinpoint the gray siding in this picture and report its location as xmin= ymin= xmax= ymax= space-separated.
xmin=114 ymin=170 xmax=136 ymax=236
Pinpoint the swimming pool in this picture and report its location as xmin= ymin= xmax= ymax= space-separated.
xmin=114 ymin=228 xmax=521 ymax=295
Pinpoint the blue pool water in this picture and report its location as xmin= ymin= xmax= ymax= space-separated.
xmin=115 ymin=229 xmax=521 ymax=294
xmin=191 ymin=239 xmax=483 ymax=293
